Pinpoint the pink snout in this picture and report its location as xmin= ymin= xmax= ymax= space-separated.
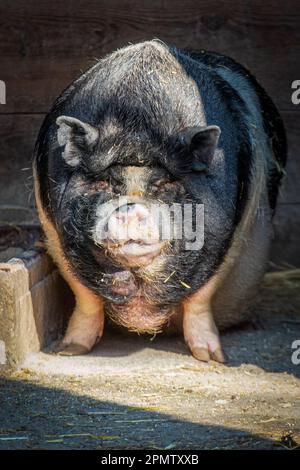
xmin=105 ymin=203 xmax=163 ymax=265
xmin=108 ymin=203 xmax=157 ymax=242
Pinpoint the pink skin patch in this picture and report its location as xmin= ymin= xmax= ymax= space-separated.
xmin=107 ymin=294 xmax=171 ymax=334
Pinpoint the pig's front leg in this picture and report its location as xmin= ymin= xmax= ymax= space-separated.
xmin=34 ymin=187 xmax=105 ymax=357
xmin=183 ymin=299 xmax=225 ymax=363
xmin=56 ymin=289 xmax=104 ymax=356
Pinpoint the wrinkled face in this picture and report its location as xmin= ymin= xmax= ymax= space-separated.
xmin=61 ymin=160 xmax=189 ymax=272
xmin=91 ymin=166 xmax=188 ymax=267
xmin=54 ymin=115 xmax=229 ymax=314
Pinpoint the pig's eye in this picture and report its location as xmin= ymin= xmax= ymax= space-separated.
xmin=86 ymin=176 xmax=110 ymax=192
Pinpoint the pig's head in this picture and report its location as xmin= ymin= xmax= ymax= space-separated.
xmin=54 ymin=114 xmax=233 ymax=332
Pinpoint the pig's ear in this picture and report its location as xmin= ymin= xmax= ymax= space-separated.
xmin=181 ymin=125 xmax=221 ymax=172
xmin=56 ymin=116 xmax=99 ymax=167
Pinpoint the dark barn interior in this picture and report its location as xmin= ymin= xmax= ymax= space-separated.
xmin=0 ymin=0 xmax=299 ymax=451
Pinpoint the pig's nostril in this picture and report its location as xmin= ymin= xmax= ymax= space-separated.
xmin=127 ymin=204 xmax=137 ymax=213
xmin=139 ymin=217 xmax=148 ymax=226
xmin=118 ymin=204 xmax=129 ymax=214
xmin=104 ymin=202 xmax=156 ymax=245
xmin=118 ymin=203 xmax=138 ymax=214
xmin=116 ymin=203 xmax=149 ymax=219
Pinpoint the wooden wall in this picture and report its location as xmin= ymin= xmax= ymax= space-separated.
xmin=0 ymin=0 xmax=299 ymax=266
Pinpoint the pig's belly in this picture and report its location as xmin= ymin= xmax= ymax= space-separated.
xmin=105 ymin=294 xmax=182 ymax=334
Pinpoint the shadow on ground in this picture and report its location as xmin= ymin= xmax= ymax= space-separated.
xmin=3 ymin=308 xmax=299 ymax=450
xmin=0 ymin=377 xmax=283 ymax=450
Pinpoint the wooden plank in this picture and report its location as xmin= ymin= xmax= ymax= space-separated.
xmin=278 ymin=111 xmax=300 ymax=205
xmin=0 ymin=114 xmax=43 ymax=210
xmin=0 ymin=58 xmax=89 ymax=113
xmin=0 ymin=0 xmax=299 ymax=112
xmin=0 ymin=250 xmax=73 ymax=370
xmin=1 ymin=0 xmax=298 ymax=59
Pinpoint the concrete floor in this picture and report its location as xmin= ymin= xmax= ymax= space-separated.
xmin=0 ymin=309 xmax=299 ymax=450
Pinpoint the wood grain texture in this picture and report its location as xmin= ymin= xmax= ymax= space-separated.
xmin=0 ymin=114 xmax=43 ymax=209
xmin=0 ymin=0 xmax=299 ymax=112
xmin=271 ymin=204 xmax=300 ymax=267
xmin=278 ymin=112 xmax=300 ymax=205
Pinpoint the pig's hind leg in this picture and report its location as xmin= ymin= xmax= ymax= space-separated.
xmin=183 ymin=197 xmax=272 ymax=363
xmin=211 ymin=199 xmax=272 ymax=331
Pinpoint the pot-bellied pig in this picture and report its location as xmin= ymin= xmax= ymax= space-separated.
xmin=33 ymin=40 xmax=286 ymax=362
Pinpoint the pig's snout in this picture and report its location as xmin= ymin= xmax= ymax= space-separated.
xmin=95 ymin=202 xmax=164 ymax=266
xmin=107 ymin=203 xmax=156 ymax=244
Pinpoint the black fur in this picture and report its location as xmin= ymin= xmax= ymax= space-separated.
xmin=182 ymin=48 xmax=287 ymax=211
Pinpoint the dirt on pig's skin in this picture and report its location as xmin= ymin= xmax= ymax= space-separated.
xmin=0 ymin=308 xmax=299 ymax=450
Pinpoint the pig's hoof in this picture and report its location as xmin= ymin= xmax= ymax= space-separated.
xmin=55 ymin=342 xmax=90 ymax=356
xmin=191 ymin=345 xmax=226 ymax=363
xmin=210 ymin=347 xmax=226 ymax=363
xmin=191 ymin=347 xmax=211 ymax=362
xmin=183 ymin=309 xmax=225 ymax=363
